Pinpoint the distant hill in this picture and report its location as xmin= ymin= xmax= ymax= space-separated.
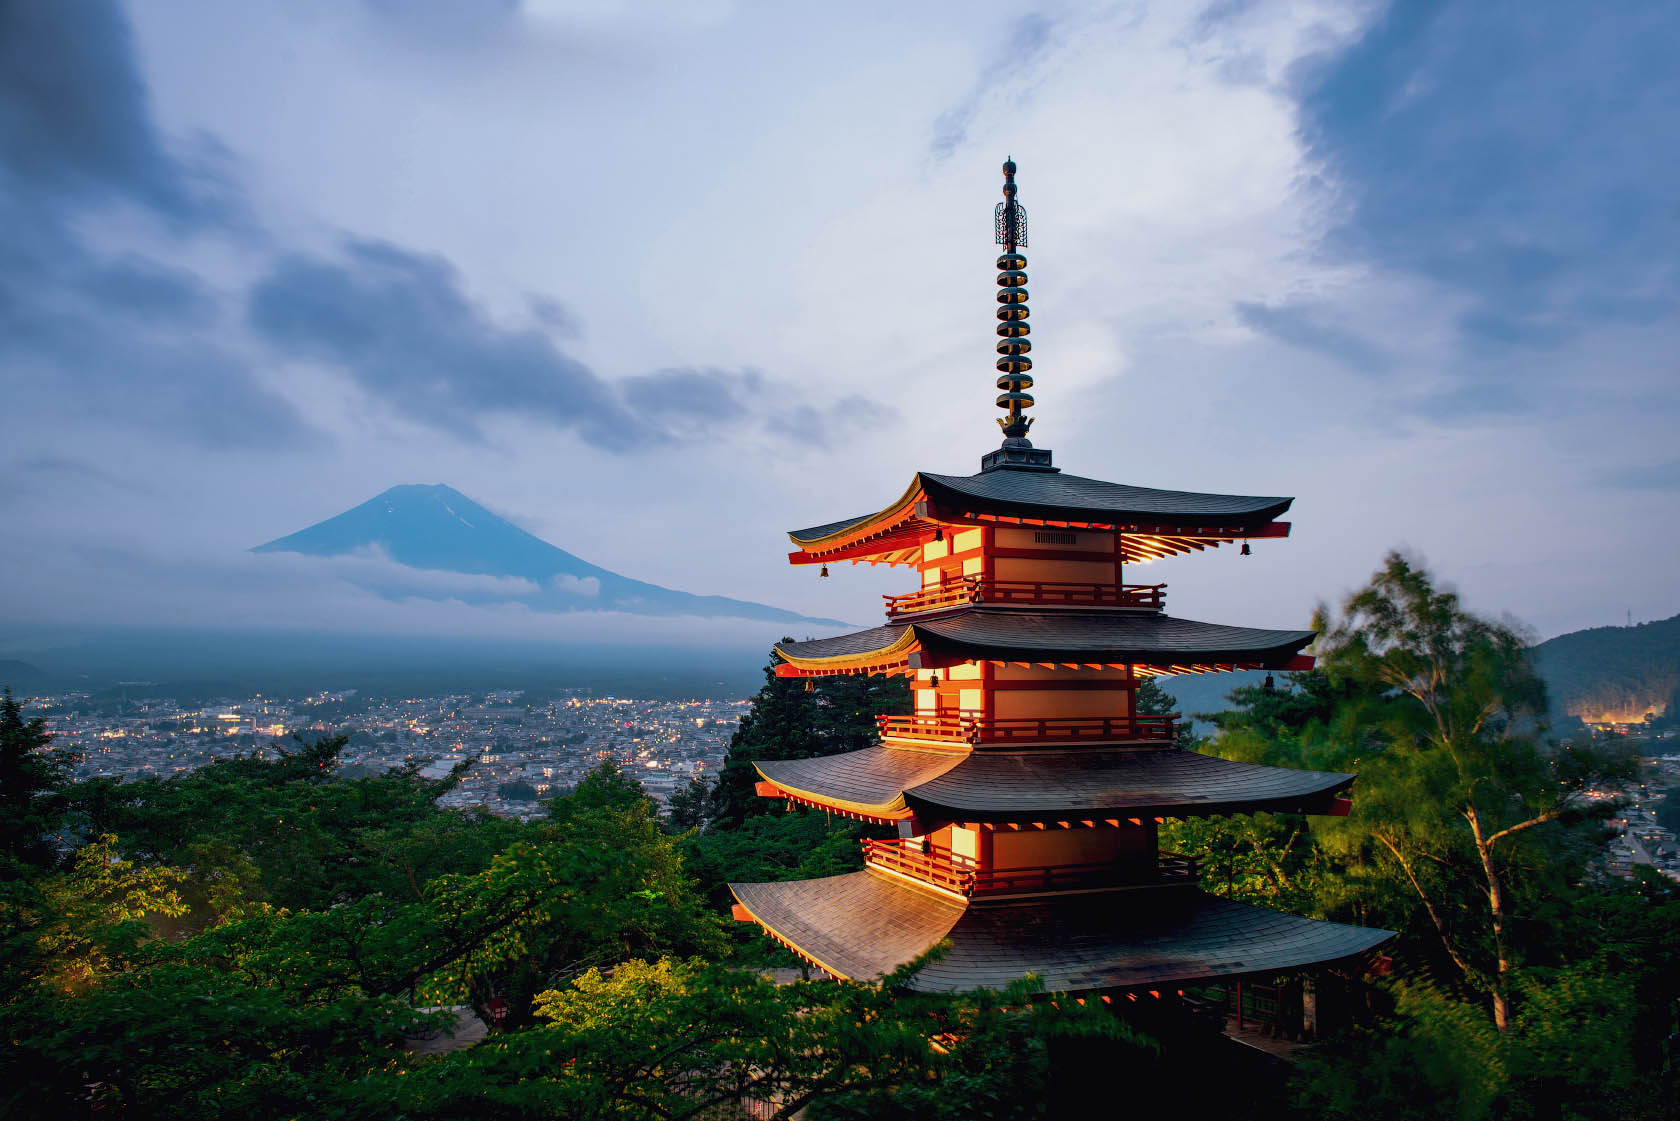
xmin=0 ymin=659 xmax=43 ymax=687
xmin=254 ymin=484 xmax=846 ymax=628
xmin=1533 ymin=613 xmax=1680 ymax=724
xmin=1155 ymin=614 xmax=1680 ymax=731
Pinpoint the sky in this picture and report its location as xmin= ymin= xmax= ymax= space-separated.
xmin=1 ymin=0 xmax=1677 ymax=656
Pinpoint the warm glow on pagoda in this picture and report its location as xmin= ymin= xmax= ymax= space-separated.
xmin=729 ymin=160 xmax=1392 ymax=998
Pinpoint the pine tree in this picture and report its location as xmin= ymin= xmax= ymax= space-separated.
xmin=0 ymin=687 xmax=76 ymax=873
xmin=707 ymin=646 xmax=910 ymax=827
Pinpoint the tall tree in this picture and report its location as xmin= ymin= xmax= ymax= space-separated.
xmin=1314 ymin=552 xmax=1628 ymax=1030
xmin=708 ymin=649 xmax=909 ymax=827
xmin=0 ymin=688 xmax=76 ymax=873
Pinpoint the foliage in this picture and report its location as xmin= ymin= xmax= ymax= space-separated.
xmin=1530 ymin=610 xmax=1680 ymax=725
xmin=0 ymin=685 xmax=77 ymax=872
xmin=663 ymin=773 xmax=710 ymax=832
xmin=708 ymin=652 xmax=909 ymax=826
xmin=0 ymin=748 xmax=724 ymax=1117
xmin=1295 ymin=983 xmax=1508 ymax=1121
xmin=5 ymin=598 xmax=1678 ymax=1119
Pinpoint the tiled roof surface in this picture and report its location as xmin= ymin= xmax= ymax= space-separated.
xmin=788 ymin=513 xmax=879 ymax=542
xmin=907 ymin=749 xmax=1353 ymax=819
xmin=920 ymin=469 xmax=1292 ymax=526
xmin=916 ymin=889 xmax=1392 ymax=993
xmin=776 ymin=610 xmax=1313 ymax=666
xmin=787 ymin=467 xmax=1293 ymax=543
xmin=730 ymin=872 xmax=1392 ymax=992
xmin=730 ymin=872 xmax=964 ymax=980
xmin=755 ymin=746 xmax=1351 ymax=820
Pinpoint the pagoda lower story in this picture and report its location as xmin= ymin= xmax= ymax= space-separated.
xmin=727 ymin=157 xmax=1391 ymax=998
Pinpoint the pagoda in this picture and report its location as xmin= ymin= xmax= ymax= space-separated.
xmin=729 ymin=160 xmax=1391 ymax=998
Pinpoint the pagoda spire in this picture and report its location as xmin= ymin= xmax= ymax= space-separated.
xmin=995 ymin=158 xmax=1033 ymax=440
xmin=983 ymin=158 xmax=1054 ymax=472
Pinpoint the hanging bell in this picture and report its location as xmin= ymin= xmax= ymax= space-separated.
xmin=804 ymin=679 xmax=814 ymax=693
xmin=1240 ymin=541 xmax=1251 ymax=556
xmin=820 ymin=563 xmax=829 ymax=578
xmin=934 ymin=526 xmax=944 ymax=542
xmin=930 ymin=673 xmax=941 ymax=687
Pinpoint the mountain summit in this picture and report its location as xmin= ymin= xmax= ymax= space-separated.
xmin=254 ymin=484 xmax=844 ymax=627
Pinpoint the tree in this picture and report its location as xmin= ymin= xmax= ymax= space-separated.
xmin=664 ymin=774 xmax=711 ymax=832
xmin=708 ymin=649 xmax=909 ymax=826
xmin=0 ymin=687 xmax=76 ymax=873
xmin=1314 ymin=552 xmax=1631 ymax=1030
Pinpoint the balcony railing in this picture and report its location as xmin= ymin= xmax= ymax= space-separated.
xmin=863 ymin=839 xmax=1202 ymax=898
xmin=876 ymin=712 xmax=1179 ymax=747
xmin=884 ymin=578 xmax=1166 ymax=617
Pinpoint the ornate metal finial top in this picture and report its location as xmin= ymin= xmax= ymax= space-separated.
xmin=995 ymin=156 xmax=1028 ymax=250
xmin=992 ymin=157 xmax=1036 ymax=451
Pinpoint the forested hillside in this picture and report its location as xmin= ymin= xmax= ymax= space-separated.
xmin=1533 ymin=613 xmax=1680 ymax=724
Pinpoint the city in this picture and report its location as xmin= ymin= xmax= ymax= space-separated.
xmin=27 ymin=688 xmax=747 ymax=818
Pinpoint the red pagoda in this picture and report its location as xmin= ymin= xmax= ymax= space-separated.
xmin=729 ymin=160 xmax=1391 ymax=998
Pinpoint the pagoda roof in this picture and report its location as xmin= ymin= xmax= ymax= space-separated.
xmin=787 ymin=465 xmax=1293 ymax=556
xmin=775 ymin=609 xmax=1314 ymax=674
xmin=729 ymin=871 xmax=1391 ymax=992
xmin=755 ymin=746 xmax=1354 ymax=823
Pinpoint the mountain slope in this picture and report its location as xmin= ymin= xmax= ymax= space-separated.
xmin=254 ymin=484 xmax=845 ymax=627
xmin=1533 ymin=613 xmax=1680 ymax=723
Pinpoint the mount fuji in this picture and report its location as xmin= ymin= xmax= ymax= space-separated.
xmin=253 ymin=484 xmax=845 ymax=628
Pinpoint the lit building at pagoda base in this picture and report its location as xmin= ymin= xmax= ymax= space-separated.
xmin=728 ymin=159 xmax=1392 ymax=1011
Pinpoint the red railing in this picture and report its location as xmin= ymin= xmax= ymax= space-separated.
xmin=863 ymin=839 xmax=1201 ymax=897
xmin=860 ymin=839 xmax=977 ymax=894
xmin=884 ymin=578 xmax=1166 ymax=617
xmin=876 ymin=713 xmax=1179 ymax=746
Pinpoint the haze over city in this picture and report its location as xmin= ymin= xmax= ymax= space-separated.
xmin=3 ymin=0 xmax=1677 ymax=655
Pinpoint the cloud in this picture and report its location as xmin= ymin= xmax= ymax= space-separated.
xmin=620 ymin=367 xmax=760 ymax=424
xmin=0 ymin=531 xmax=799 ymax=652
xmin=0 ymin=0 xmax=302 ymax=445
xmin=1599 ymin=459 xmax=1680 ymax=492
xmin=248 ymin=239 xmax=661 ymax=449
xmin=1294 ymin=0 xmax=1680 ymax=348
xmin=550 ymin=573 xmax=601 ymax=597
xmin=0 ymin=0 xmax=221 ymax=219
xmin=929 ymin=13 xmax=1056 ymax=160
xmin=249 ymin=248 xmax=892 ymax=451
xmin=1235 ymin=300 xmax=1390 ymax=372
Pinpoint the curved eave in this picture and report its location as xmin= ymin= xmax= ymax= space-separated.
xmin=730 ymin=872 xmax=1393 ymax=992
xmin=753 ymin=748 xmax=963 ymax=821
xmin=774 ymin=625 xmax=918 ymax=675
xmin=787 ymin=475 xmax=925 ymax=552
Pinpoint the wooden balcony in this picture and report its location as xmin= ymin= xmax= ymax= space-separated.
xmin=883 ymin=578 xmax=1166 ymax=617
xmin=863 ymin=839 xmax=1201 ymax=898
xmin=876 ymin=712 xmax=1179 ymax=747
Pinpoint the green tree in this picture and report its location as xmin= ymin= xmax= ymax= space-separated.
xmin=0 ymin=687 xmax=77 ymax=873
xmin=663 ymin=774 xmax=711 ymax=832
xmin=1315 ymin=552 xmax=1630 ymax=1030
xmin=708 ymin=649 xmax=909 ymax=826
